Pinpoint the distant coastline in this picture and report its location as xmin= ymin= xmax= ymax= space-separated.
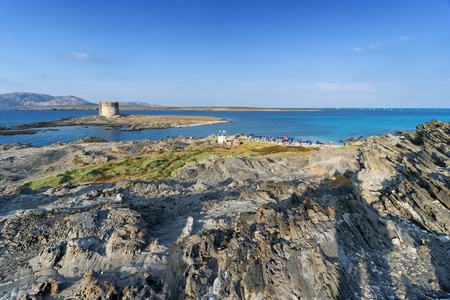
xmin=0 ymin=106 xmax=326 ymax=112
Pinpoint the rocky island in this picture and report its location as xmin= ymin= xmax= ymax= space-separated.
xmin=0 ymin=114 xmax=229 ymax=136
xmin=0 ymin=101 xmax=229 ymax=136
xmin=0 ymin=120 xmax=449 ymax=299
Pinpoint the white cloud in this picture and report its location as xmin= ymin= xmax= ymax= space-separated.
xmin=399 ymin=36 xmax=413 ymax=42
xmin=369 ymin=41 xmax=383 ymax=50
xmin=315 ymin=82 xmax=375 ymax=92
xmin=350 ymin=41 xmax=383 ymax=53
xmin=62 ymin=52 xmax=92 ymax=60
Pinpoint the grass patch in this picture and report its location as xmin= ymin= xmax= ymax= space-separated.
xmin=22 ymin=142 xmax=318 ymax=189
xmin=233 ymin=142 xmax=318 ymax=156
xmin=338 ymin=145 xmax=361 ymax=151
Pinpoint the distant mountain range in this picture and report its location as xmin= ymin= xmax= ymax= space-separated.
xmin=118 ymin=101 xmax=163 ymax=108
xmin=0 ymin=92 xmax=95 ymax=107
xmin=0 ymin=93 xmax=162 ymax=108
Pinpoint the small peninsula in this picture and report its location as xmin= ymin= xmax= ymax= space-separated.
xmin=0 ymin=115 xmax=229 ymax=135
xmin=0 ymin=101 xmax=229 ymax=136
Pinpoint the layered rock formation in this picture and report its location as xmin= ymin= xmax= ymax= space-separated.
xmin=0 ymin=121 xmax=449 ymax=299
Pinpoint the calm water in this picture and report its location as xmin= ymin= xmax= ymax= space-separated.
xmin=1 ymin=109 xmax=449 ymax=146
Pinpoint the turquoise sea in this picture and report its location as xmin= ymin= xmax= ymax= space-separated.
xmin=1 ymin=108 xmax=450 ymax=147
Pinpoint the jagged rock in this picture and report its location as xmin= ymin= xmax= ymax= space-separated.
xmin=354 ymin=120 xmax=450 ymax=235
xmin=76 ymin=272 xmax=118 ymax=299
xmin=19 ymin=279 xmax=59 ymax=299
xmin=0 ymin=143 xmax=33 ymax=151
xmin=1 ymin=185 xmax=32 ymax=195
xmin=78 ymin=150 xmax=110 ymax=164
xmin=72 ymin=136 xmax=108 ymax=144
xmin=347 ymin=136 xmax=361 ymax=142
xmin=165 ymin=199 xmax=342 ymax=299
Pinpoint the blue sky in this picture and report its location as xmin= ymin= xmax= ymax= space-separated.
xmin=0 ymin=0 xmax=449 ymax=108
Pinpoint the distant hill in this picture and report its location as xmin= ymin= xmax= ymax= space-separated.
xmin=0 ymin=92 xmax=95 ymax=107
xmin=118 ymin=101 xmax=163 ymax=108
xmin=0 ymin=92 xmax=163 ymax=108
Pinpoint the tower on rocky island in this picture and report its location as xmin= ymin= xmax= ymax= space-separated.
xmin=99 ymin=101 xmax=120 ymax=117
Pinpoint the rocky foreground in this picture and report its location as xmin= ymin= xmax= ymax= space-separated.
xmin=0 ymin=120 xmax=449 ymax=299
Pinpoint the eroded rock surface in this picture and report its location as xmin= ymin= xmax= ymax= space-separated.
xmin=0 ymin=120 xmax=449 ymax=299
xmin=0 ymin=136 xmax=215 ymax=186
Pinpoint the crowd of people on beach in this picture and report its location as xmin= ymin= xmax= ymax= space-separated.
xmin=213 ymin=133 xmax=335 ymax=147
xmin=243 ymin=134 xmax=333 ymax=147
xmin=172 ymin=133 xmax=336 ymax=148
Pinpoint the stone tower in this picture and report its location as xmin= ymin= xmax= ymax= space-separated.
xmin=99 ymin=102 xmax=120 ymax=117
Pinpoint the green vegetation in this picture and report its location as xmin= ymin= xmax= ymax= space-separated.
xmin=22 ymin=142 xmax=318 ymax=190
xmin=338 ymin=145 xmax=361 ymax=151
